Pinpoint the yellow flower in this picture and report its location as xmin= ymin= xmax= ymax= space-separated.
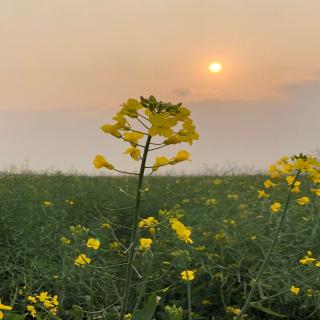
xmin=170 ymin=218 xmax=193 ymax=244
xmin=270 ymin=202 xmax=281 ymax=213
xmin=101 ymin=223 xmax=111 ymax=229
xmin=226 ymin=306 xmax=241 ymax=316
xmin=291 ymin=186 xmax=301 ymax=193
xmin=316 ymin=261 xmax=320 ymax=268
xmin=123 ymin=132 xmax=144 ymax=146
xmin=152 ymin=156 xmax=169 ymax=171
xmin=87 ymin=238 xmax=101 ymax=250
xmin=43 ymin=200 xmax=53 ymax=208
xmin=290 ymin=286 xmax=300 ymax=295
xmin=169 ymin=150 xmax=190 ymax=165
xmin=93 ymin=155 xmax=114 ymax=170
xmin=206 ymin=198 xmax=217 ymax=206
xmin=101 ymin=123 xmax=122 ymax=138
xmin=124 ymin=313 xmax=132 ymax=319
xmin=147 ymin=112 xmax=177 ymax=138
xmin=258 ymin=190 xmax=269 ymax=199
xmin=163 ymin=134 xmax=183 ymax=145
xmin=60 ymin=236 xmax=71 ymax=245
xmin=299 ymin=256 xmax=315 ymax=265
xmin=311 ymin=188 xmax=320 ymax=196
xmin=0 ymin=301 xmax=12 ymax=313
xmin=139 ymin=217 xmax=159 ymax=228
xmin=178 ymin=118 xmax=199 ymax=145
xmin=120 ymin=98 xmax=143 ymax=118
xmin=27 ymin=305 xmax=37 ymax=317
xmin=212 ymin=178 xmax=222 ymax=185
xmin=139 ymin=238 xmax=153 ymax=250
xmin=180 ymin=270 xmax=195 ymax=281
xmin=297 ymin=196 xmax=310 ymax=206
xmin=74 ymin=254 xmax=91 ymax=267
xmin=65 ymin=199 xmax=74 ymax=205
xmin=224 ymin=219 xmax=236 ymax=226
xmin=227 ymin=193 xmax=239 ymax=200
xmin=124 ymin=147 xmax=141 ymax=161
xmin=264 ymin=179 xmax=276 ymax=189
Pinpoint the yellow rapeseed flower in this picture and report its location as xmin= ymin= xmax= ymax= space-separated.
xmin=0 ymin=301 xmax=12 ymax=318
xmin=74 ymin=254 xmax=91 ymax=267
xmin=123 ymin=132 xmax=144 ymax=146
xmin=169 ymin=150 xmax=190 ymax=165
xmin=258 ymin=190 xmax=269 ymax=199
xmin=170 ymin=218 xmax=193 ymax=244
xmin=299 ymin=256 xmax=315 ymax=265
xmin=87 ymin=238 xmax=101 ymax=250
xmin=93 ymin=155 xmax=114 ymax=170
xmin=26 ymin=305 xmax=37 ymax=317
xmin=120 ymin=98 xmax=143 ymax=118
xmin=124 ymin=147 xmax=141 ymax=161
xmin=152 ymin=156 xmax=169 ymax=171
xmin=311 ymin=188 xmax=320 ymax=196
xmin=297 ymin=196 xmax=310 ymax=206
xmin=180 ymin=270 xmax=195 ymax=281
xmin=264 ymin=179 xmax=276 ymax=189
xmin=139 ymin=238 xmax=153 ymax=250
xmin=43 ymin=200 xmax=53 ymax=208
xmin=290 ymin=286 xmax=300 ymax=295
xmin=270 ymin=202 xmax=281 ymax=213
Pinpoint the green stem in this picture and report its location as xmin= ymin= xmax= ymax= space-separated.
xmin=119 ymin=135 xmax=152 ymax=320
xmin=187 ymin=281 xmax=192 ymax=320
xmin=236 ymin=171 xmax=300 ymax=318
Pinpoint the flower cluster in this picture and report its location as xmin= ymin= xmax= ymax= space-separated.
xmin=139 ymin=216 xmax=159 ymax=235
xmin=299 ymin=251 xmax=320 ymax=267
xmin=257 ymin=154 xmax=320 ymax=214
xmin=27 ymin=292 xmax=59 ymax=318
xmin=268 ymin=154 xmax=320 ymax=181
xmin=93 ymin=96 xmax=198 ymax=172
xmin=170 ymin=218 xmax=193 ymax=244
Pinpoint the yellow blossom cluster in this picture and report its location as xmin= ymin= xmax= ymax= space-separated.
xmin=93 ymin=96 xmax=198 ymax=172
xmin=27 ymin=292 xmax=59 ymax=318
xmin=299 ymin=251 xmax=320 ymax=267
xmin=170 ymin=218 xmax=193 ymax=244
xmin=139 ymin=216 xmax=159 ymax=235
xmin=268 ymin=154 xmax=320 ymax=181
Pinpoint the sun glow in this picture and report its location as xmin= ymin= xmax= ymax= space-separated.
xmin=209 ymin=62 xmax=222 ymax=73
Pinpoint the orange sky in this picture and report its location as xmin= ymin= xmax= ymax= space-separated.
xmin=1 ymin=1 xmax=320 ymax=173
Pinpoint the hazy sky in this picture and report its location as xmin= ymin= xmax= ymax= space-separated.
xmin=1 ymin=0 xmax=320 ymax=174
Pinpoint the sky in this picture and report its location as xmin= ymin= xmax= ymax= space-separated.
xmin=1 ymin=0 xmax=320 ymax=174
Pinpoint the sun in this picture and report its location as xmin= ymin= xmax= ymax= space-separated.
xmin=209 ymin=62 xmax=222 ymax=73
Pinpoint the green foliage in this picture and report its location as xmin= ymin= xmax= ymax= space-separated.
xmin=0 ymin=173 xmax=320 ymax=319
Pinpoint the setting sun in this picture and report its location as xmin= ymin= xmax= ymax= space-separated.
xmin=209 ymin=62 xmax=222 ymax=73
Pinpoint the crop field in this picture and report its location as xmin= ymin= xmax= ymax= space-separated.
xmin=1 ymin=170 xmax=320 ymax=320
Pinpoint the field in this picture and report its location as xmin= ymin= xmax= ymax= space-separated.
xmin=1 ymin=172 xmax=320 ymax=319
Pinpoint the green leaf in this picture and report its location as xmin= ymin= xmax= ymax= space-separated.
xmin=133 ymin=293 xmax=160 ymax=320
xmin=251 ymin=303 xmax=287 ymax=318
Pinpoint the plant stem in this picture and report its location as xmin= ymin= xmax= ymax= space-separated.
xmin=187 ymin=281 xmax=192 ymax=320
xmin=236 ymin=171 xmax=300 ymax=318
xmin=119 ymin=135 xmax=152 ymax=320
